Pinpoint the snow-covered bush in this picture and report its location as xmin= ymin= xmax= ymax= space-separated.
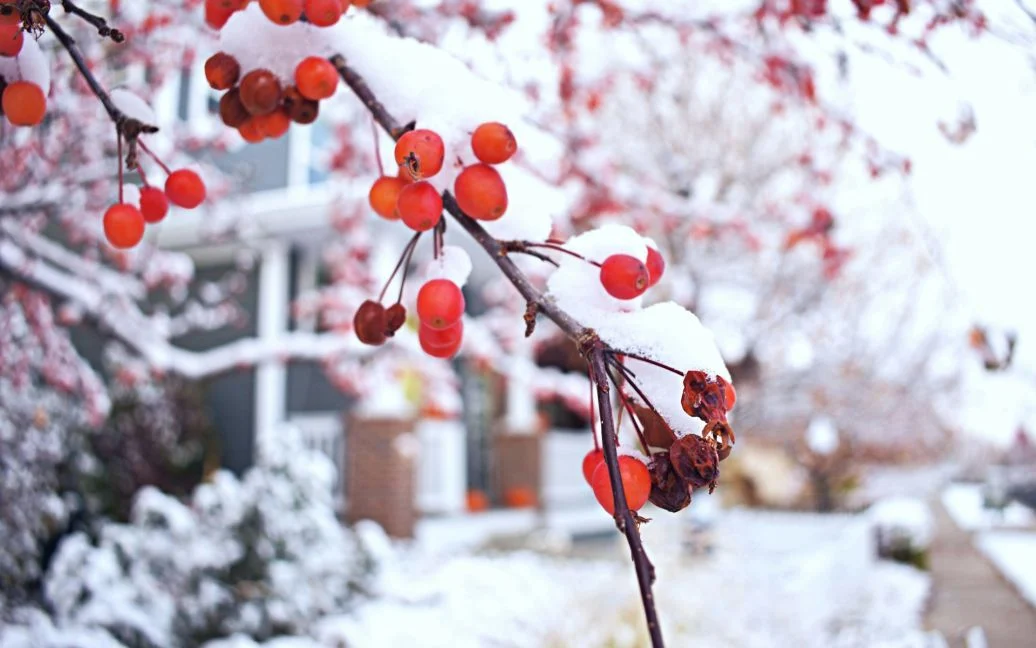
xmin=869 ymin=496 xmax=934 ymax=569
xmin=43 ymin=429 xmax=375 ymax=648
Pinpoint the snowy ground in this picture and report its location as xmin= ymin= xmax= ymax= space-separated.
xmin=975 ymin=531 xmax=1036 ymax=610
xmin=941 ymin=483 xmax=1036 ymax=531
xmin=215 ymin=509 xmax=935 ymax=648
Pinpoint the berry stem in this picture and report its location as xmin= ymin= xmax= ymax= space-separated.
xmin=589 ymin=372 xmax=600 ymax=451
xmin=607 ymin=350 xmax=684 ymax=377
xmin=608 ymin=355 xmax=662 ymax=416
xmin=378 ymin=232 xmax=421 ymax=303
xmin=60 ymin=0 xmax=125 ymax=43
xmin=116 ymin=127 xmax=124 ymax=204
xmin=371 ymin=116 xmax=384 ymax=176
xmin=613 ymin=374 xmax=651 ymax=453
xmin=522 ymin=241 xmax=602 ymax=267
xmin=396 ymin=233 xmax=420 ymax=305
xmin=136 ymin=139 xmax=172 ymax=175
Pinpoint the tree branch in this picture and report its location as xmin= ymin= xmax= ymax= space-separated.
xmin=331 ymin=53 xmax=666 ymax=647
xmin=60 ymin=0 xmax=125 ymax=42
xmin=44 ymin=13 xmax=156 ymax=138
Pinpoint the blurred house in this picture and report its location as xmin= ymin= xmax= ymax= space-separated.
xmin=122 ymin=54 xmax=611 ymax=542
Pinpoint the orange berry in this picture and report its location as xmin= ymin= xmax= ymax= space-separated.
xmin=256 ymin=109 xmax=291 ymax=139
xmin=394 ymin=129 xmax=445 ymax=180
xmin=103 ymin=204 xmax=146 ymax=249
xmin=396 ymin=181 xmax=442 ymax=232
xmin=0 ymin=21 xmax=23 ymax=57
xmin=259 ymin=0 xmax=304 ymax=24
xmin=453 ymin=163 xmax=508 ymax=221
xmin=368 ymin=175 xmax=407 ymax=220
xmin=204 ymin=52 xmax=240 ymax=90
xmin=238 ymin=117 xmax=265 ymax=143
xmin=591 ymin=456 xmax=651 ymax=515
xmin=471 ymin=122 xmax=517 ymax=164
xmin=164 ymin=169 xmax=207 ymax=209
xmin=2 ymin=81 xmax=46 ymax=127
xmin=304 ymin=0 xmax=343 ymax=26
xmin=295 ymin=56 xmax=339 ymax=101
xmin=238 ymin=69 xmax=282 ymax=116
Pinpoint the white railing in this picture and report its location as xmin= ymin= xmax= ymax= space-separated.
xmin=286 ymin=413 xmax=345 ymax=509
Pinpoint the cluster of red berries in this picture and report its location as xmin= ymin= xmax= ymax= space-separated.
xmin=598 ymin=246 xmax=665 ymax=300
xmin=368 ymin=122 xmax=516 ymax=231
xmin=581 ymin=449 xmax=651 ymax=515
xmin=205 ymin=51 xmax=338 ymax=143
xmin=204 ymin=0 xmax=370 ymax=30
xmin=0 ymin=9 xmax=46 ymax=127
xmin=416 ymin=278 xmax=465 ymax=358
xmin=103 ymin=169 xmax=207 ymax=249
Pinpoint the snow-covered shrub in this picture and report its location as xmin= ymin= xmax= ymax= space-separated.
xmin=78 ymin=378 xmax=212 ymax=522
xmin=869 ymin=496 xmax=934 ymax=569
xmin=44 ymin=429 xmax=375 ymax=647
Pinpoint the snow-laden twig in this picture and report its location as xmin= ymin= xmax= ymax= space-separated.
xmin=0 ymin=238 xmax=367 ymax=380
xmin=331 ymin=54 xmax=666 ymax=648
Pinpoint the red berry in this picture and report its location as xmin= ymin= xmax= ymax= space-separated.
xmin=416 ymin=279 xmax=464 ymax=329
xmin=723 ymin=381 xmax=736 ymax=410
xmin=218 ymin=88 xmax=250 ymax=128
xmin=295 ymin=56 xmax=339 ymax=101
xmin=354 ymin=300 xmax=387 ymax=346
xmin=304 ymin=0 xmax=343 ymax=26
xmin=394 ymin=129 xmax=445 ymax=180
xmin=238 ymin=117 xmax=265 ymax=143
xmin=259 ymin=0 xmax=304 ymax=24
xmin=419 ymin=320 xmax=463 ymax=358
xmin=0 ymin=3 xmax=20 ymax=26
xmin=204 ymin=52 xmax=240 ymax=90
xmin=282 ymin=86 xmax=319 ymax=124
xmin=396 ymin=181 xmax=442 ymax=232
xmin=645 ymin=246 xmax=665 ymax=286
xmin=453 ymin=164 xmax=508 ymax=221
xmin=0 ymin=20 xmax=23 ymax=57
xmin=139 ymin=187 xmax=169 ymax=223
xmin=204 ymin=1 xmax=235 ymax=29
xmin=164 ymin=169 xmax=206 ymax=209
xmin=471 ymin=122 xmax=517 ymax=164
xmin=368 ymin=175 xmax=407 ymax=220
xmin=591 ymin=456 xmax=651 ymax=515
xmin=103 ymin=204 xmax=146 ymax=249
xmin=582 ymin=449 xmax=604 ymax=484
xmin=599 ymin=254 xmax=649 ymax=300
xmin=2 ymin=81 xmax=45 ymax=127
xmin=255 ymin=109 xmax=291 ymax=139
xmin=238 ymin=69 xmax=282 ymax=116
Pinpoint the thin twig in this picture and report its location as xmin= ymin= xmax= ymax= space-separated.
xmin=44 ymin=14 xmax=156 ymax=138
xmin=60 ymin=0 xmax=124 ymax=42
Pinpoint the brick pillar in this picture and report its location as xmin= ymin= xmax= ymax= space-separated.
xmin=345 ymin=415 xmax=418 ymax=538
xmin=492 ymin=427 xmax=543 ymax=509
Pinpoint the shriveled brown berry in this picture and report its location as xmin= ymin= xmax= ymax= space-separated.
xmin=239 ymin=69 xmax=282 ymax=116
xmin=354 ymin=300 xmax=387 ymax=346
xmin=219 ymin=88 xmax=250 ymax=128
xmin=384 ymin=303 xmax=407 ymax=336
xmin=647 ymin=453 xmax=692 ymax=513
xmin=282 ymin=86 xmax=319 ymax=124
xmin=668 ymin=434 xmax=719 ymax=491
xmin=204 ymin=53 xmax=241 ymax=90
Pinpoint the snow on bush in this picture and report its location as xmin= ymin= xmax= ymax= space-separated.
xmin=869 ymin=496 xmax=935 ymax=552
xmin=42 ymin=428 xmax=376 ymax=648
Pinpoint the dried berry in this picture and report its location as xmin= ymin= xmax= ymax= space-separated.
xmin=384 ymin=303 xmax=407 ymax=337
xmin=353 ymin=300 xmax=387 ymax=346
xmin=668 ymin=434 xmax=719 ymax=491
xmin=647 ymin=453 xmax=692 ymax=513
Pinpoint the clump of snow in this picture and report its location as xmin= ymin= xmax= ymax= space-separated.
xmin=869 ymin=496 xmax=934 ymax=550
xmin=807 ymin=416 xmax=840 ymax=455
xmin=976 ymin=530 xmax=1036 ymax=608
xmin=218 ymin=5 xmax=339 ymax=84
xmin=423 ymin=245 xmax=472 ymax=287
xmin=942 ymin=483 xmax=1036 ymax=531
xmin=110 ymin=88 xmax=158 ymax=127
